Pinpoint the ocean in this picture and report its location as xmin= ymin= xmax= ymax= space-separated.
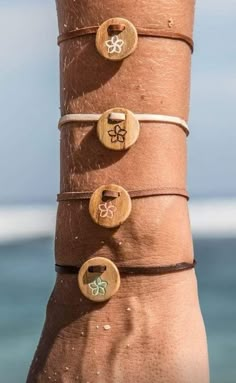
xmin=0 ymin=204 xmax=235 ymax=382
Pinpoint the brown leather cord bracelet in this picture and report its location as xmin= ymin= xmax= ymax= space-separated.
xmin=57 ymin=25 xmax=194 ymax=53
xmin=55 ymin=257 xmax=196 ymax=301
xmin=57 ymin=187 xmax=189 ymax=202
xmin=57 ymin=187 xmax=189 ymax=229
xmin=55 ymin=259 xmax=196 ymax=276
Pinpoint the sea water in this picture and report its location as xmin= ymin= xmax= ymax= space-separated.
xmin=0 ymin=237 xmax=235 ymax=383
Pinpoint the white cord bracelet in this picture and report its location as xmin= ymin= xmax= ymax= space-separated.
xmin=58 ymin=113 xmax=189 ymax=136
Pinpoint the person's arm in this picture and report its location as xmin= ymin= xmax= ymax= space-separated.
xmin=27 ymin=1 xmax=209 ymax=382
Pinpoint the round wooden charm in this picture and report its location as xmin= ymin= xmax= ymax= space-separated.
xmin=89 ymin=184 xmax=132 ymax=228
xmin=97 ymin=107 xmax=140 ymax=151
xmin=78 ymin=257 xmax=121 ymax=302
xmin=95 ymin=17 xmax=138 ymax=61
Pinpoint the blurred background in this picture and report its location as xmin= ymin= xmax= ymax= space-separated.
xmin=0 ymin=1 xmax=235 ymax=382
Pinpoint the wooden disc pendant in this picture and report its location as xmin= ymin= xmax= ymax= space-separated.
xmin=97 ymin=107 xmax=140 ymax=151
xmin=89 ymin=184 xmax=132 ymax=228
xmin=78 ymin=257 xmax=121 ymax=302
xmin=96 ymin=17 xmax=138 ymax=61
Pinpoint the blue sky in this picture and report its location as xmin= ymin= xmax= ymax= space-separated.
xmin=0 ymin=1 xmax=235 ymax=204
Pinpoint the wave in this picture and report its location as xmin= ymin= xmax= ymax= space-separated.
xmin=0 ymin=199 xmax=235 ymax=243
xmin=0 ymin=205 xmax=56 ymax=244
xmin=189 ymin=198 xmax=236 ymax=237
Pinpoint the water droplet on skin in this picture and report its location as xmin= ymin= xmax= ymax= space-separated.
xmin=127 ymin=344 xmax=130 ymax=348
xmin=60 ymin=280 xmax=64 ymax=284
xmin=72 ymin=347 xmax=75 ymax=351
xmin=81 ymin=331 xmax=85 ymax=336
xmin=100 ymin=240 xmax=105 ymax=245
xmin=104 ymin=324 xmax=111 ymax=330
xmin=96 ymin=371 xmax=100 ymax=375
xmin=96 ymin=325 xmax=99 ymax=329
xmin=126 ymin=307 xmax=131 ymax=311
xmin=75 ymin=236 xmax=79 ymax=240
xmin=119 ymin=241 xmax=122 ymax=246
xmin=65 ymin=367 xmax=69 ymax=371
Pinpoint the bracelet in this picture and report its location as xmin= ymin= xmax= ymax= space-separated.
xmin=57 ymin=188 xmax=189 ymax=201
xmin=59 ymin=112 xmax=189 ymax=134
xmin=59 ymin=109 xmax=189 ymax=151
xmin=57 ymin=185 xmax=189 ymax=229
xmin=55 ymin=257 xmax=196 ymax=302
xmin=58 ymin=25 xmax=194 ymax=51
xmin=57 ymin=17 xmax=194 ymax=61
xmin=56 ymin=260 xmax=196 ymax=275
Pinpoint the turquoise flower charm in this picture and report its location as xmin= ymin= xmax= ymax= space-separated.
xmin=89 ymin=277 xmax=108 ymax=296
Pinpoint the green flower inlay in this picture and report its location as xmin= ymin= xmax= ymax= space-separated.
xmin=89 ymin=277 xmax=108 ymax=296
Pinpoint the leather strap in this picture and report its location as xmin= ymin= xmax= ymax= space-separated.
xmin=55 ymin=259 xmax=196 ymax=275
xmin=57 ymin=188 xmax=189 ymax=201
xmin=58 ymin=113 xmax=189 ymax=136
xmin=57 ymin=26 xmax=194 ymax=53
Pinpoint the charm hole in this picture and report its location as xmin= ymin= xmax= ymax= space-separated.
xmin=88 ymin=265 xmax=107 ymax=273
xmin=108 ymin=113 xmax=124 ymax=124
xmin=108 ymin=24 xmax=126 ymax=35
xmin=102 ymin=190 xmax=120 ymax=201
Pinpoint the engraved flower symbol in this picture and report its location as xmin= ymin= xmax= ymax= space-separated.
xmin=89 ymin=277 xmax=108 ymax=296
xmin=105 ymin=35 xmax=124 ymax=54
xmin=108 ymin=124 xmax=127 ymax=143
xmin=98 ymin=201 xmax=117 ymax=219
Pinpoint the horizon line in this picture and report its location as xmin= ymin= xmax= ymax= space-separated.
xmin=0 ymin=199 xmax=236 ymax=244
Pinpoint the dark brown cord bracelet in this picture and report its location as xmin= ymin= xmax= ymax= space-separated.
xmin=57 ymin=25 xmax=194 ymax=53
xmin=57 ymin=187 xmax=189 ymax=202
xmin=55 ymin=259 xmax=196 ymax=276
